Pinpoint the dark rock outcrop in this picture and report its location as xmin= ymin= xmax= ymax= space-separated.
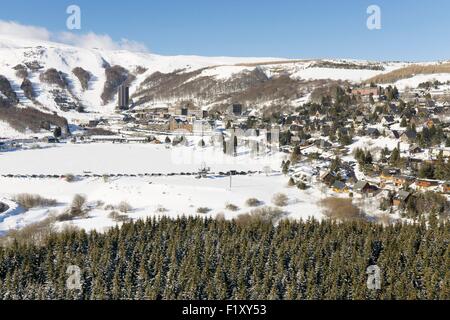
xmin=0 ymin=75 xmax=19 ymax=107
xmin=13 ymin=64 xmax=28 ymax=79
xmin=72 ymin=67 xmax=91 ymax=91
xmin=0 ymin=202 xmax=8 ymax=214
xmin=39 ymin=68 xmax=67 ymax=88
xmin=101 ymin=65 xmax=134 ymax=104
xmin=21 ymin=78 xmax=35 ymax=100
xmin=24 ymin=61 xmax=44 ymax=72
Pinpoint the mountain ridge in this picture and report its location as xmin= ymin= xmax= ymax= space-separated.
xmin=0 ymin=35 xmax=449 ymax=137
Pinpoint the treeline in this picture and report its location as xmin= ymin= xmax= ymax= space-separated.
xmin=0 ymin=217 xmax=448 ymax=300
xmin=366 ymin=62 xmax=450 ymax=84
xmin=0 ymin=107 xmax=69 ymax=134
xmin=418 ymin=151 xmax=450 ymax=181
xmin=134 ymin=67 xmax=310 ymax=108
xmin=311 ymin=61 xmax=385 ymax=71
xmin=404 ymin=192 xmax=450 ymax=220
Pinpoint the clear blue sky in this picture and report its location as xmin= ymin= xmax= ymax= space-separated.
xmin=1 ymin=0 xmax=449 ymax=61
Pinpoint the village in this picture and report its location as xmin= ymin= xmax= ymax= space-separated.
xmin=2 ymin=79 xmax=450 ymax=223
xmin=58 ymin=80 xmax=450 ymax=220
xmin=0 ymin=2 xmax=449 ymax=303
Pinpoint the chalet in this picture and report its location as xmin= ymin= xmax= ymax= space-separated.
xmin=354 ymin=180 xmax=379 ymax=195
xmin=393 ymin=191 xmax=411 ymax=207
xmin=380 ymin=168 xmax=401 ymax=182
xmin=409 ymin=145 xmax=423 ymax=154
xmin=353 ymin=180 xmax=371 ymax=194
xmin=320 ymin=171 xmax=335 ymax=186
xmin=400 ymin=130 xmax=417 ymax=143
xmin=193 ymin=120 xmax=214 ymax=135
xmin=393 ymin=175 xmax=414 ymax=188
xmin=415 ymin=179 xmax=439 ymax=190
xmin=242 ymin=109 xmax=256 ymax=118
xmin=366 ymin=128 xmax=380 ymax=139
xmin=345 ymin=172 xmax=358 ymax=185
xmin=389 ymin=130 xmax=401 ymax=139
xmin=381 ymin=115 xmax=395 ymax=126
xmin=332 ymin=180 xmax=349 ymax=193
xmin=388 ymin=104 xmax=400 ymax=114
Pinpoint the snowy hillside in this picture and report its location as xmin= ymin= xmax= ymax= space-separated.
xmin=0 ymin=35 xmax=277 ymax=117
xmin=1 ymin=35 xmax=449 ymax=137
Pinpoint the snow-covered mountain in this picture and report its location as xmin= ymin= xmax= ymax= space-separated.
xmin=0 ymin=35 xmax=448 ymax=135
xmin=0 ymin=36 xmax=280 ymax=119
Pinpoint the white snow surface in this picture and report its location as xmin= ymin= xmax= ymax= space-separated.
xmin=0 ymin=142 xmax=327 ymax=234
xmin=382 ymin=73 xmax=450 ymax=90
xmin=0 ymin=142 xmax=281 ymax=175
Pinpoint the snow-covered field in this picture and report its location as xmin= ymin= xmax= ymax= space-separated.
xmin=0 ymin=142 xmax=327 ymax=235
xmin=0 ymin=174 xmax=326 ymax=234
xmin=383 ymin=73 xmax=450 ymax=91
xmin=0 ymin=142 xmax=282 ymax=175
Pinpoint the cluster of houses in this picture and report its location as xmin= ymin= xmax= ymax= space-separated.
xmin=81 ymin=102 xmax=262 ymax=137
xmin=318 ymin=165 xmax=450 ymax=208
xmin=280 ymin=84 xmax=450 ymax=211
xmin=319 ymin=168 xmax=380 ymax=198
xmin=379 ymin=168 xmax=450 ymax=199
